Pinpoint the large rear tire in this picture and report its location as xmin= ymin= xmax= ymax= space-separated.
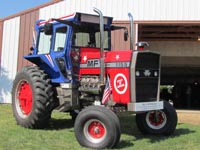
xmin=12 ymin=66 xmax=55 ymax=129
xmin=74 ymin=106 xmax=121 ymax=149
xmin=136 ymin=101 xmax=177 ymax=135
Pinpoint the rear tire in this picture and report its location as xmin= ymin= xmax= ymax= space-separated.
xmin=74 ymin=105 xmax=121 ymax=149
xmin=12 ymin=66 xmax=55 ymax=129
xmin=136 ymin=101 xmax=177 ymax=135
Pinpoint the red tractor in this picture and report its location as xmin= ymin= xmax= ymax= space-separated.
xmin=12 ymin=8 xmax=177 ymax=149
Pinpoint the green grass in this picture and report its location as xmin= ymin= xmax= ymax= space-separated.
xmin=0 ymin=104 xmax=200 ymax=150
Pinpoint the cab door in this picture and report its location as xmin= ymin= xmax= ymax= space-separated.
xmin=25 ymin=23 xmax=72 ymax=83
xmin=50 ymin=24 xmax=72 ymax=83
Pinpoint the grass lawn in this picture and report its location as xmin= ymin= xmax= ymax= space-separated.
xmin=0 ymin=104 xmax=200 ymax=150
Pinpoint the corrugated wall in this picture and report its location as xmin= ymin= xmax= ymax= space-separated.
xmin=0 ymin=17 xmax=20 ymax=103
xmin=111 ymin=22 xmax=130 ymax=50
xmin=39 ymin=0 xmax=134 ymax=21
xmin=17 ymin=10 xmax=39 ymax=71
xmin=38 ymin=0 xmax=200 ymax=50
xmin=0 ymin=21 xmax=3 ymax=69
xmin=39 ymin=0 xmax=200 ymax=21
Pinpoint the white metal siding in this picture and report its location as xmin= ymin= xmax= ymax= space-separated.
xmin=0 ymin=17 xmax=20 ymax=103
xmin=39 ymin=0 xmax=200 ymax=21
xmin=39 ymin=0 xmax=134 ymax=20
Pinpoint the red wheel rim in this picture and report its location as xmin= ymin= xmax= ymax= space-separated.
xmin=17 ymin=81 xmax=33 ymax=115
xmin=146 ymin=111 xmax=167 ymax=129
xmin=88 ymin=121 xmax=105 ymax=139
xmin=149 ymin=111 xmax=164 ymax=126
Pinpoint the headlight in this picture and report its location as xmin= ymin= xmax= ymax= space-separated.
xmin=136 ymin=71 xmax=140 ymax=77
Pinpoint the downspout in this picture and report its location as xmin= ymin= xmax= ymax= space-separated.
xmin=128 ymin=13 xmax=134 ymax=50
xmin=93 ymin=7 xmax=105 ymax=85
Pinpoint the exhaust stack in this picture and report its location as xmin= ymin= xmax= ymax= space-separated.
xmin=93 ymin=7 xmax=105 ymax=85
xmin=128 ymin=13 xmax=134 ymax=50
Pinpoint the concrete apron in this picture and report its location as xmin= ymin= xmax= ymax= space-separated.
xmin=177 ymin=110 xmax=200 ymax=125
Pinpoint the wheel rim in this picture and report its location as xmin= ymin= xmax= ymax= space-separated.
xmin=84 ymin=119 xmax=107 ymax=144
xmin=16 ymin=80 xmax=33 ymax=117
xmin=146 ymin=110 xmax=167 ymax=130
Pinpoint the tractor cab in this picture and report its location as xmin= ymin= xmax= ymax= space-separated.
xmin=25 ymin=12 xmax=127 ymax=83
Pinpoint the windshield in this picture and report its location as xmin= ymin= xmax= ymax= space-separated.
xmin=72 ymin=23 xmax=111 ymax=50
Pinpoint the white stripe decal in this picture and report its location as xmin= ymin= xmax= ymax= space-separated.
xmin=45 ymin=54 xmax=54 ymax=67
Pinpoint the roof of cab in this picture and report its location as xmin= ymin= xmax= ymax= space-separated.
xmin=37 ymin=12 xmax=113 ymax=26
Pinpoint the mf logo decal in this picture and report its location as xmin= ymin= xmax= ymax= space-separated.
xmin=114 ymin=73 xmax=128 ymax=94
xmin=87 ymin=59 xmax=100 ymax=67
xmin=144 ymin=70 xmax=151 ymax=77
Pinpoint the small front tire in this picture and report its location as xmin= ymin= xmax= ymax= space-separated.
xmin=74 ymin=106 xmax=121 ymax=149
xmin=136 ymin=101 xmax=177 ymax=135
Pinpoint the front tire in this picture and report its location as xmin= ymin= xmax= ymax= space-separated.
xmin=74 ymin=106 xmax=121 ymax=149
xmin=12 ymin=66 xmax=55 ymax=129
xmin=136 ymin=101 xmax=177 ymax=135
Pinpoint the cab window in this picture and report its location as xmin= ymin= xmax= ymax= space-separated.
xmin=37 ymin=30 xmax=51 ymax=54
xmin=54 ymin=27 xmax=68 ymax=52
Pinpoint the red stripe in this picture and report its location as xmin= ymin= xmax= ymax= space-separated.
xmin=38 ymin=13 xmax=76 ymax=26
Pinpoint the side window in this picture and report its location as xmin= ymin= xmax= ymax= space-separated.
xmin=38 ymin=31 xmax=51 ymax=54
xmin=54 ymin=27 xmax=67 ymax=52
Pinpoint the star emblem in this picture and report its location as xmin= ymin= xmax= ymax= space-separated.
xmin=116 ymin=55 xmax=120 ymax=60
xmin=83 ymin=56 xmax=87 ymax=62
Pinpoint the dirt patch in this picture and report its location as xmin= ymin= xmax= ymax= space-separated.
xmin=177 ymin=110 xmax=200 ymax=125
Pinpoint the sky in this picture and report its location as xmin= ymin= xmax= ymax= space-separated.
xmin=0 ymin=0 xmax=52 ymax=18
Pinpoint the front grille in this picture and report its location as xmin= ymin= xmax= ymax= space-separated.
xmin=136 ymin=53 xmax=160 ymax=68
xmin=136 ymin=78 xmax=158 ymax=102
xmin=135 ymin=52 xmax=160 ymax=102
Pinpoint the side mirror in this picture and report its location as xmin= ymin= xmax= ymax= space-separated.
xmin=29 ymin=47 xmax=34 ymax=55
xmin=30 ymin=47 xmax=34 ymax=51
xmin=44 ymin=23 xmax=53 ymax=35
xmin=124 ymin=29 xmax=128 ymax=41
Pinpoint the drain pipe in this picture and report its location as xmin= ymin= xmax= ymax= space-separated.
xmin=93 ymin=7 xmax=105 ymax=85
xmin=128 ymin=13 xmax=134 ymax=50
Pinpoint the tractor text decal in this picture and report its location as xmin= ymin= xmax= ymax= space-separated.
xmin=114 ymin=73 xmax=128 ymax=94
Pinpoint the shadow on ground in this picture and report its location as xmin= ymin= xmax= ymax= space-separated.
xmin=46 ymin=118 xmax=74 ymax=130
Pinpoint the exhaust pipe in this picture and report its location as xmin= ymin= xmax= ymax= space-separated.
xmin=93 ymin=7 xmax=105 ymax=85
xmin=128 ymin=13 xmax=134 ymax=50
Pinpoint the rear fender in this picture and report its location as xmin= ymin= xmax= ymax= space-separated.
xmin=24 ymin=54 xmax=69 ymax=83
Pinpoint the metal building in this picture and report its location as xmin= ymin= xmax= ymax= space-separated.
xmin=1 ymin=0 xmax=200 ymax=109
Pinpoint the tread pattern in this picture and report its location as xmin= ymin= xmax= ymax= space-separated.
xmin=12 ymin=66 xmax=55 ymax=129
